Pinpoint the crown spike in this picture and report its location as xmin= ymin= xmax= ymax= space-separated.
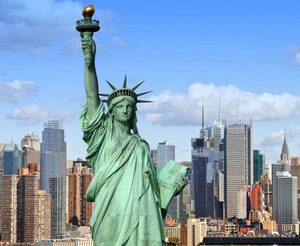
xmin=136 ymin=90 xmax=152 ymax=97
xmin=123 ymin=75 xmax=127 ymax=88
xmin=106 ymin=80 xmax=117 ymax=91
xmin=132 ymin=80 xmax=145 ymax=91
xmin=136 ymin=99 xmax=153 ymax=103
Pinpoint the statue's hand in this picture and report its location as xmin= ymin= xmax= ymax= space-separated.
xmin=81 ymin=32 xmax=96 ymax=67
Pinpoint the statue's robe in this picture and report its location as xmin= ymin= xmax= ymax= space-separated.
xmin=80 ymin=101 xmax=165 ymax=246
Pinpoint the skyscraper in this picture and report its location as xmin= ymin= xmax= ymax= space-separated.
xmin=272 ymin=135 xmax=291 ymax=221
xmin=3 ymin=141 xmax=23 ymax=175
xmin=276 ymin=171 xmax=298 ymax=233
xmin=21 ymin=132 xmax=40 ymax=166
xmin=224 ymin=123 xmax=253 ymax=218
xmin=41 ymin=120 xmax=66 ymax=239
xmin=291 ymin=157 xmax=300 ymax=220
xmin=156 ymin=141 xmax=177 ymax=219
xmin=157 ymin=141 xmax=175 ymax=169
xmin=191 ymin=116 xmax=225 ymax=219
xmin=0 ymin=166 xmax=51 ymax=244
xmin=272 ymin=134 xmax=298 ymax=233
xmin=253 ymin=150 xmax=265 ymax=183
xmin=1 ymin=175 xmax=19 ymax=243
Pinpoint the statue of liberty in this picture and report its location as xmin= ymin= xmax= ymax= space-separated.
xmin=77 ymin=5 xmax=188 ymax=246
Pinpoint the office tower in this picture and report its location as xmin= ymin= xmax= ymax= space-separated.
xmin=237 ymin=186 xmax=248 ymax=219
xmin=191 ymin=103 xmax=225 ymax=219
xmin=67 ymin=159 xmax=94 ymax=226
xmin=224 ymin=123 xmax=253 ymax=218
xmin=291 ymin=157 xmax=300 ymax=220
xmin=157 ymin=141 xmax=175 ymax=169
xmin=151 ymin=149 xmax=157 ymax=166
xmin=276 ymin=171 xmax=298 ymax=233
xmin=3 ymin=141 xmax=23 ymax=175
xmin=253 ymin=150 xmax=265 ymax=183
xmin=41 ymin=120 xmax=66 ymax=239
xmin=272 ymin=135 xmax=292 ymax=221
xmin=207 ymin=118 xmax=225 ymax=152
xmin=156 ymin=141 xmax=177 ymax=218
xmin=21 ymin=132 xmax=40 ymax=165
xmin=21 ymin=132 xmax=41 ymax=150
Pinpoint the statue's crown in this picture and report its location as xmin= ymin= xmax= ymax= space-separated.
xmin=99 ymin=75 xmax=152 ymax=106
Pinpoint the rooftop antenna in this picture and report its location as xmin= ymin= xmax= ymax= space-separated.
xmin=218 ymin=95 xmax=221 ymax=123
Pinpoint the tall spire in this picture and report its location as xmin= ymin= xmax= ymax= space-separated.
xmin=218 ymin=95 xmax=221 ymax=123
xmin=200 ymin=97 xmax=207 ymax=139
xmin=281 ymin=129 xmax=290 ymax=163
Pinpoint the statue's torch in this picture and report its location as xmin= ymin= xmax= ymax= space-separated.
xmin=76 ymin=5 xmax=100 ymax=66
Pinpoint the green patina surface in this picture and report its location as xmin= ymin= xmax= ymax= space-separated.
xmin=77 ymin=6 xmax=188 ymax=245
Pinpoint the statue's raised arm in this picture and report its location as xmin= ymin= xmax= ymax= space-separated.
xmin=76 ymin=5 xmax=100 ymax=120
xmin=81 ymin=33 xmax=100 ymax=119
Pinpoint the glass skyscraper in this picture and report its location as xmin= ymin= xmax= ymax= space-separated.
xmin=3 ymin=141 xmax=23 ymax=175
xmin=253 ymin=149 xmax=265 ymax=183
xmin=40 ymin=120 xmax=66 ymax=239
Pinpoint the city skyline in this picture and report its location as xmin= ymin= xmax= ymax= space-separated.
xmin=1 ymin=1 xmax=300 ymax=164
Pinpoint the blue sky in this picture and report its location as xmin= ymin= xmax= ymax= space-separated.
xmin=1 ymin=0 xmax=300 ymax=163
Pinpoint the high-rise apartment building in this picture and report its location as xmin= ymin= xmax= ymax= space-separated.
xmin=253 ymin=149 xmax=265 ymax=183
xmin=41 ymin=120 xmax=66 ymax=239
xmin=1 ymin=175 xmax=19 ymax=243
xmin=224 ymin=123 xmax=253 ymax=218
xmin=0 ymin=166 xmax=51 ymax=244
xmin=67 ymin=159 xmax=94 ymax=226
xmin=3 ymin=141 xmax=23 ymax=175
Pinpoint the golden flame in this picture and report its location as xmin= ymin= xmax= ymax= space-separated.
xmin=82 ymin=4 xmax=95 ymax=17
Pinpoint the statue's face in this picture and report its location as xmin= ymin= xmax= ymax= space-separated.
xmin=112 ymin=99 xmax=134 ymax=123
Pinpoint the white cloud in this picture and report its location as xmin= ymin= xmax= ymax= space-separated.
xmin=0 ymin=80 xmax=39 ymax=102
xmin=7 ymin=105 xmax=48 ymax=124
xmin=139 ymin=82 xmax=300 ymax=126
xmin=7 ymin=104 xmax=76 ymax=124
xmin=0 ymin=0 xmax=121 ymax=54
xmin=261 ymin=130 xmax=284 ymax=146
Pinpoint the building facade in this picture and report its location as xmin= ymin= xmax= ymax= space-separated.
xmin=224 ymin=123 xmax=253 ymax=218
xmin=3 ymin=142 xmax=23 ymax=175
xmin=253 ymin=150 xmax=265 ymax=183
xmin=21 ymin=133 xmax=40 ymax=167
xmin=67 ymin=159 xmax=94 ymax=226
xmin=40 ymin=120 xmax=66 ymax=239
